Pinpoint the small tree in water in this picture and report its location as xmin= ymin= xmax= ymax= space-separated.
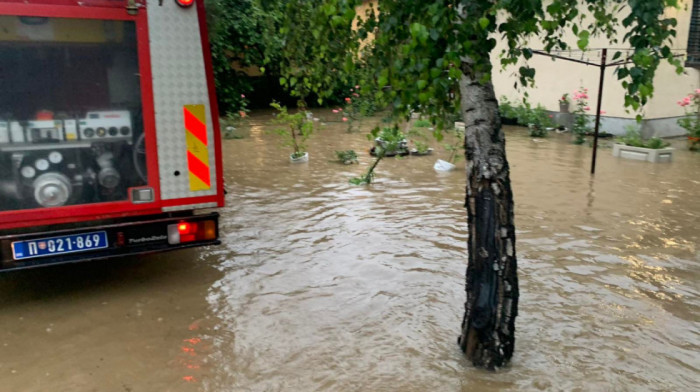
xmin=270 ymin=102 xmax=314 ymax=159
xmin=350 ymin=126 xmax=406 ymax=185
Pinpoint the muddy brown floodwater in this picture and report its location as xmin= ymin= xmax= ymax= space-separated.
xmin=0 ymin=110 xmax=698 ymax=392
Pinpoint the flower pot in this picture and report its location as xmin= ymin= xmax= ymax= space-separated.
xmin=559 ymin=101 xmax=570 ymax=113
xmin=434 ymin=159 xmax=456 ymax=172
xmin=290 ymin=152 xmax=309 ymax=163
xmin=612 ymin=143 xmax=673 ymax=163
xmin=688 ymin=136 xmax=700 ymax=151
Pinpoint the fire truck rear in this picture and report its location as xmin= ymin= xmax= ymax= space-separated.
xmin=0 ymin=0 xmax=225 ymax=271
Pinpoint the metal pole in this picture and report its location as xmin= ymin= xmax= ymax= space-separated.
xmin=591 ymin=48 xmax=606 ymax=175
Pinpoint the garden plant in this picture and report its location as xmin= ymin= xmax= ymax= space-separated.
xmin=572 ymin=87 xmax=592 ymax=144
xmin=350 ymin=127 xmax=405 ymax=185
xmin=270 ymin=102 xmax=315 ymax=161
xmin=677 ymin=89 xmax=700 ymax=151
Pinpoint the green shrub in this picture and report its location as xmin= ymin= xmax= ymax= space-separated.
xmin=618 ymin=126 xmax=669 ymax=149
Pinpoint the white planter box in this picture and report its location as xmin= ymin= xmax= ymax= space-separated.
xmin=290 ymin=152 xmax=309 ymax=163
xmin=612 ymin=144 xmax=673 ymax=163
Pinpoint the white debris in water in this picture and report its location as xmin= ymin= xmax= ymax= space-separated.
xmin=574 ymin=225 xmax=603 ymax=232
xmin=500 ymin=227 xmax=508 ymax=238
xmin=505 ymin=239 xmax=513 ymax=257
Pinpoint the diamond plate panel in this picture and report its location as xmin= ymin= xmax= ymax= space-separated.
xmin=147 ymin=0 xmax=217 ymax=200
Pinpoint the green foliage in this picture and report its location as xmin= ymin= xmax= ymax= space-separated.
xmin=499 ymin=97 xmax=519 ymax=120
xmin=270 ymin=102 xmax=315 ymax=157
xmin=618 ymin=125 xmax=669 ymax=149
xmin=571 ymin=88 xmax=592 ymax=144
xmin=350 ymin=126 xmax=405 ymax=185
xmin=375 ymin=126 xmax=408 ymax=155
xmin=521 ymin=104 xmax=554 ymax=137
xmin=413 ymin=119 xmax=432 ymax=128
xmin=677 ymin=91 xmax=700 ymax=139
xmin=335 ymin=150 xmax=358 ymax=164
xmin=337 ymin=0 xmax=680 ymax=131
xmin=273 ymin=0 xmax=359 ymax=107
xmin=444 ymin=125 xmax=465 ymax=164
xmin=206 ymin=0 xmax=284 ymax=114
xmin=407 ymin=127 xmax=431 ymax=153
xmin=499 ymin=96 xmax=552 ymax=135
xmin=414 ymin=141 xmax=431 ymax=154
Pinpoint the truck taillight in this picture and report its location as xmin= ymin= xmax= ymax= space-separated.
xmin=175 ymin=0 xmax=195 ymax=7
xmin=168 ymin=220 xmax=216 ymax=244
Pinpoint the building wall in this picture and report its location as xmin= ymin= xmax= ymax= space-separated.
xmin=491 ymin=0 xmax=700 ymax=136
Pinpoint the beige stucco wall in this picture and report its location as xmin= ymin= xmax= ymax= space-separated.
xmin=491 ymin=0 xmax=700 ymax=121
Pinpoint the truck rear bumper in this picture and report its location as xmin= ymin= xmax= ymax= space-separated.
xmin=0 ymin=212 xmax=219 ymax=272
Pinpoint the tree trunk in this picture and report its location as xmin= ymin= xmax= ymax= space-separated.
xmin=457 ymin=57 xmax=519 ymax=369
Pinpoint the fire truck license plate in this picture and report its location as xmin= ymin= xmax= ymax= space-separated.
xmin=11 ymin=231 xmax=109 ymax=261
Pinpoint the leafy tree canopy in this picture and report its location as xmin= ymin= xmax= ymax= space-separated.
xmin=205 ymin=0 xmax=285 ymax=113
xmin=308 ymin=0 xmax=682 ymax=126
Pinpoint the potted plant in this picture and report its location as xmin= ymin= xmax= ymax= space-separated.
xmin=676 ymin=89 xmax=700 ymax=151
xmin=613 ymin=125 xmax=673 ymax=163
xmin=559 ymin=93 xmax=571 ymax=113
xmin=270 ymin=102 xmax=314 ymax=163
xmin=370 ymin=126 xmax=409 ymax=157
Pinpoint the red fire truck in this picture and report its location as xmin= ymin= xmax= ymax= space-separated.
xmin=0 ymin=0 xmax=224 ymax=271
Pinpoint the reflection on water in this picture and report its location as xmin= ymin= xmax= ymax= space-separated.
xmin=0 ymin=111 xmax=697 ymax=391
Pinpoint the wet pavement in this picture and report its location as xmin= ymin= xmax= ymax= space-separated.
xmin=0 ymin=111 xmax=698 ymax=391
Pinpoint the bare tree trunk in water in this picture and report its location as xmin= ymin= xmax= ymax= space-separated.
xmin=457 ymin=57 xmax=519 ymax=369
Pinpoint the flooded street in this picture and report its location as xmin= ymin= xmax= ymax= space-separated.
xmin=0 ymin=111 xmax=698 ymax=391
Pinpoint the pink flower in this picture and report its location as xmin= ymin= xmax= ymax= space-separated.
xmin=353 ymin=93 xmax=359 ymax=97
xmin=548 ymin=115 xmax=553 ymax=118
xmin=584 ymin=106 xmax=590 ymax=111
xmin=355 ymin=85 xmax=360 ymax=89
xmin=342 ymin=117 xmax=348 ymax=122
xmin=599 ymin=110 xmax=606 ymax=115
xmin=683 ymin=96 xmax=691 ymax=104
xmin=332 ymin=109 xmax=339 ymax=113
xmin=350 ymin=88 xmax=354 ymax=92
xmin=239 ymin=111 xmax=246 ymax=118
xmin=677 ymin=100 xmax=684 ymax=106
xmin=345 ymin=97 xmax=351 ymax=103
xmin=241 ymin=94 xmax=246 ymax=98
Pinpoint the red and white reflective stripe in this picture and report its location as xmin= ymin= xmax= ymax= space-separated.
xmin=183 ymin=105 xmax=211 ymax=191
